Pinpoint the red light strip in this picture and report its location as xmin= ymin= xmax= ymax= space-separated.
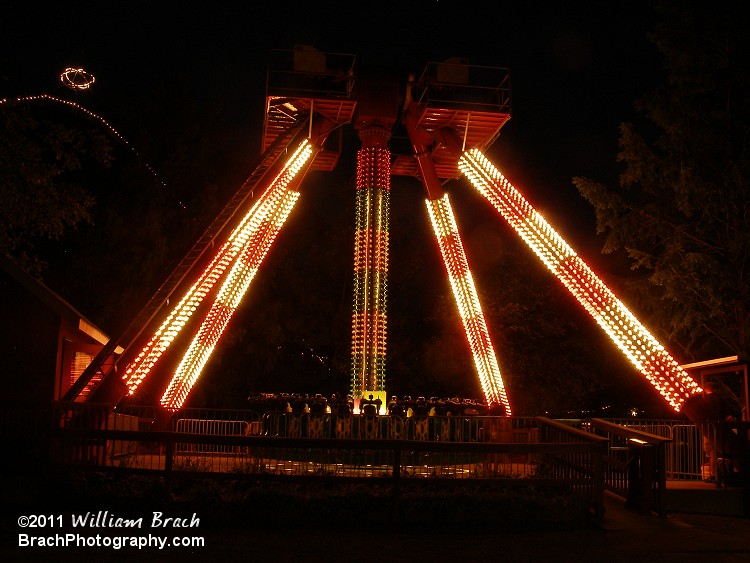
xmin=350 ymin=146 xmax=390 ymax=398
xmin=122 ymin=185 xmax=287 ymax=394
xmin=121 ymin=140 xmax=311 ymax=399
xmin=426 ymin=194 xmax=512 ymax=414
xmin=459 ymin=149 xmax=701 ymax=411
xmin=159 ymin=144 xmax=311 ymax=410
xmin=160 ymin=193 xmax=299 ymax=410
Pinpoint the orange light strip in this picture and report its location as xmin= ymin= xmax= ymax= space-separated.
xmin=122 ymin=180 xmax=290 ymax=394
xmin=123 ymin=140 xmax=312 ymax=397
xmin=160 ymin=144 xmax=312 ymax=410
xmin=350 ymin=146 xmax=390 ymax=398
xmin=458 ymin=149 xmax=701 ymax=411
xmin=426 ymin=194 xmax=512 ymax=414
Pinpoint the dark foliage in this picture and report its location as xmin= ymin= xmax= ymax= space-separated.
xmin=574 ymin=1 xmax=750 ymax=360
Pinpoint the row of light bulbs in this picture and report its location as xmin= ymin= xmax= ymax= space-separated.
xmin=427 ymin=194 xmax=512 ymax=414
xmin=350 ymin=146 xmax=391 ymax=397
xmin=118 ymin=140 xmax=313 ymax=409
xmin=459 ymin=149 xmax=700 ymax=411
xmin=124 ymin=141 xmax=313 ymax=395
xmin=161 ymin=189 xmax=301 ymax=410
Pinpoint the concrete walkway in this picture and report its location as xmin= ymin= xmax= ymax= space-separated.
xmin=211 ymin=496 xmax=750 ymax=563
xmin=200 ymin=491 xmax=750 ymax=563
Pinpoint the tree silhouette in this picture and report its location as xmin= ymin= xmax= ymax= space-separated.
xmin=0 ymin=101 xmax=110 ymax=275
xmin=573 ymin=1 xmax=750 ymax=360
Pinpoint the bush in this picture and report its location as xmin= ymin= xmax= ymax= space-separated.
xmin=5 ymin=470 xmax=593 ymax=531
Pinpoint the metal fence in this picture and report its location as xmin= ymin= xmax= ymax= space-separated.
xmin=41 ymin=403 xmax=608 ymax=519
xmin=560 ymin=418 xmax=712 ymax=480
xmin=601 ymin=418 xmax=708 ymax=480
xmin=608 ymin=418 xmax=749 ymax=487
xmin=1 ymin=404 xmax=716 ymax=482
xmin=589 ymin=418 xmax=673 ymax=517
xmin=25 ymin=402 xmax=748 ymax=520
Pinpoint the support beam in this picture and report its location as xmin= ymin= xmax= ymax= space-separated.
xmin=457 ymin=147 xmax=701 ymax=411
xmin=160 ymin=139 xmax=319 ymax=410
xmin=426 ymin=194 xmax=512 ymax=414
xmin=350 ymin=125 xmax=391 ymax=407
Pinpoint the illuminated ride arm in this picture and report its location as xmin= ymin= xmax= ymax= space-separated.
xmin=404 ymin=104 xmax=511 ymax=413
xmin=122 ymin=140 xmax=312 ymax=396
xmin=457 ymin=147 xmax=701 ymax=411
xmin=350 ymin=129 xmax=391 ymax=405
xmin=426 ymin=194 xmax=512 ymax=414
xmin=160 ymin=139 xmax=318 ymax=410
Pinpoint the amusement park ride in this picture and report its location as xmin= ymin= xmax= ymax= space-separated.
xmin=63 ymin=46 xmax=703 ymax=416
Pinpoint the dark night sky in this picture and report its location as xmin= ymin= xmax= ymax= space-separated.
xmin=1 ymin=1 xmax=671 ymax=412
xmin=2 ymin=0 xmax=661 ymax=253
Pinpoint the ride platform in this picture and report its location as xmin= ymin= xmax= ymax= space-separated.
xmin=391 ymin=59 xmax=512 ymax=179
xmin=264 ymin=46 xmax=357 ymax=172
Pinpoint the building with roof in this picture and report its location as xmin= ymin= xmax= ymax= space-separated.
xmin=0 ymin=254 xmax=120 ymax=405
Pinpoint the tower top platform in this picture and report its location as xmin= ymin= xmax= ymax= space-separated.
xmin=264 ymin=47 xmax=511 ymax=177
xmin=264 ymin=46 xmax=358 ymax=172
xmin=391 ymin=59 xmax=512 ymax=179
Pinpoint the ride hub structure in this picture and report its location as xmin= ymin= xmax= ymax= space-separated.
xmin=66 ymin=46 xmax=702 ymax=416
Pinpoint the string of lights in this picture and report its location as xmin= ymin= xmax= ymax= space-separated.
xmin=458 ymin=148 xmax=701 ymax=411
xmin=59 ymin=68 xmax=95 ymax=90
xmin=0 ymin=93 xmax=166 ymax=187
xmin=159 ymin=142 xmax=313 ymax=410
xmin=426 ymin=193 xmax=512 ymax=414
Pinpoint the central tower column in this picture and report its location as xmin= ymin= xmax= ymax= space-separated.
xmin=350 ymin=124 xmax=391 ymax=412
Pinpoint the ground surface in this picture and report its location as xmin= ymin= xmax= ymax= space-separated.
xmin=3 ymin=499 xmax=750 ymax=562
xmin=2 ymin=470 xmax=749 ymax=562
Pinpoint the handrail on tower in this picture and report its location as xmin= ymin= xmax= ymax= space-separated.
xmin=266 ymin=46 xmax=356 ymax=100
xmin=264 ymin=47 xmax=358 ymax=172
xmin=392 ymin=58 xmax=511 ymax=180
xmin=412 ymin=58 xmax=511 ymax=114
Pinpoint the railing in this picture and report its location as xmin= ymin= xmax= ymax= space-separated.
xmin=600 ymin=418 xmax=704 ymax=480
xmin=44 ymin=403 xmax=608 ymax=521
xmin=414 ymin=61 xmax=512 ymax=114
xmin=7 ymin=402 xmax=746 ymax=520
xmin=598 ymin=418 xmax=749 ymax=494
xmin=266 ymin=47 xmax=357 ymax=99
xmin=589 ymin=418 xmax=672 ymax=518
xmin=24 ymin=403 xmax=732 ymax=520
